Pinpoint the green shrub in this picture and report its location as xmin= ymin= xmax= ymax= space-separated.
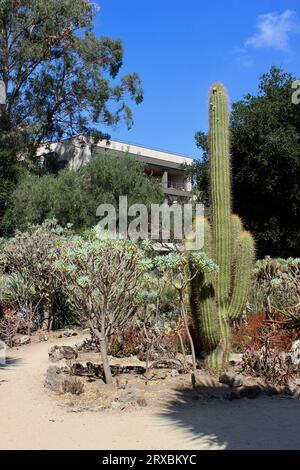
xmin=0 ymin=220 xmax=73 ymax=330
xmin=250 ymin=257 xmax=300 ymax=326
xmin=3 ymin=153 xmax=164 ymax=235
xmin=51 ymin=234 xmax=153 ymax=383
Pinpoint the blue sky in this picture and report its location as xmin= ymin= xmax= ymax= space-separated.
xmin=94 ymin=0 xmax=300 ymax=159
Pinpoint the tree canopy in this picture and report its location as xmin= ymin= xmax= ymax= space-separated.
xmin=3 ymin=153 xmax=164 ymax=234
xmin=231 ymin=66 xmax=300 ymax=258
xmin=194 ymin=66 xmax=300 ymax=258
xmin=0 ymin=0 xmax=143 ymax=159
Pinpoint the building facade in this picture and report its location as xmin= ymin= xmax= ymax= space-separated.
xmin=37 ymin=137 xmax=193 ymax=203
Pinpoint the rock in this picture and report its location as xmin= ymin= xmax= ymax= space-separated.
xmin=88 ymin=405 xmax=104 ymax=412
xmin=12 ymin=335 xmax=30 ymax=346
xmin=170 ymin=369 xmax=180 ymax=378
xmin=219 ymin=372 xmax=244 ymax=388
xmin=48 ymin=345 xmax=78 ymax=362
xmin=229 ymin=353 xmax=243 ymax=366
xmin=39 ymin=333 xmax=49 ymax=342
xmin=288 ymin=340 xmax=300 ymax=365
xmin=63 ymin=329 xmax=78 ymax=337
xmin=111 ymin=400 xmax=122 ymax=410
xmin=74 ymin=339 xmax=87 ymax=350
xmin=67 ymin=407 xmax=83 ymax=413
xmin=116 ymin=387 xmax=147 ymax=407
xmin=45 ymin=366 xmax=64 ymax=392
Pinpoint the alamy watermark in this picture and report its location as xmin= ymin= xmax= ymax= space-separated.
xmin=96 ymin=197 xmax=204 ymax=250
xmin=292 ymin=80 xmax=300 ymax=105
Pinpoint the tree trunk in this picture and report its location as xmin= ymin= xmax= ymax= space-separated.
xmin=42 ymin=309 xmax=52 ymax=331
xmin=181 ymin=298 xmax=197 ymax=389
xmin=99 ymin=337 xmax=113 ymax=384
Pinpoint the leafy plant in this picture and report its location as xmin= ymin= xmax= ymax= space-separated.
xmin=52 ymin=234 xmax=153 ymax=384
xmin=1 ymin=220 xmax=70 ymax=329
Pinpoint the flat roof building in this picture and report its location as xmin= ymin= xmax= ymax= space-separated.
xmin=37 ymin=137 xmax=194 ymax=203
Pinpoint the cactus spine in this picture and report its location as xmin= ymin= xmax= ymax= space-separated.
xmin=190 ymin=83 xmax=255 ymax=372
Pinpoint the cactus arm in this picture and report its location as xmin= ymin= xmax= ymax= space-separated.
xmin=229 ymin=231 xmax=255 ymax=320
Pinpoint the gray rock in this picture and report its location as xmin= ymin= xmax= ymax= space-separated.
xmin=63 ymin=329 xmax=78 ymax=337
xmin=229 ymin=353 xmax=243 ymax=366
xmin=88 ymin=405 xmax=104 ymax=412
xmin=219 ymin=372 xmax=244 ymax=388
xmin=74 ymin=339 xmax=87 ymax=350
xmin=111 ymin=400 xmax=123 ymax=410
xmin=170 ymin=368 xmax=180 ymax=378
xmin=116 ymin=387 xmax=147 ymax=407
xmin=13 ymin=335 xmax=30 ymax=346
xmin=45 ymin=366 xmax=64 ymax=392
xmin=48 ymin=345 xmax=78 ymax=362
xmin=39 ymin=333 xmax=49 ymax=342
xmin=288 ymin=340 xmax=300 ymax=365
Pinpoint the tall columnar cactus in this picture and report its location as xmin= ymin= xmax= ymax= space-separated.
xmin=190 ymin=83 xmax=255 ymax=372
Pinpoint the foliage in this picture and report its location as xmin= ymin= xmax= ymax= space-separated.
xmin=0 ymin=0 xmax=143 ymax=159
xmin=2 ymin=169 xmax=87 ymax=234
xmin=190 ymin=83 xmax=255 ymax=373
xmin=195 ymin=66 xmax=300 ymax=258
xmin=231 ymin=66 xmax=300 ymax=258
xmin=188 ymin=131 xmax=209 ymax=206
xmin=51 ymin=234 xmax=153 ymax=383
xmin=240 ymin=345 xmax=295 ymax=386
xmin=251 ymin=257 xmax=300 ymax=329
xmin=3 ymin=153 xmax=164 ymax=235
xmin=232 ymin=312 xmax=297 ymax=354
xmin=0 ymin=147 xmax=25 ymax=235
xmin=0 ymin=220 xmax=72 ymax=329
xmin=81 ymin=152 xmax=164 ymax=215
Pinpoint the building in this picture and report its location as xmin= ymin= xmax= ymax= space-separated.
xmin=37 ymin=137 xmax=194 ymax=203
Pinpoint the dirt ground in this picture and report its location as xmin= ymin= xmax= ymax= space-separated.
xmin=1 ymin=332 xmax=300 ymax=450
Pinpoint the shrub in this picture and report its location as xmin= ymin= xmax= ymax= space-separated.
xmin=0 ymin=220 xmax=72 ymax=330
xmin=61 ymin=377 xmax=84 ymax=395
xmin=52 ymin=234 xmax=153 ymax=384
xmin=232 ymin=312 xmax=297 ymax=354
xmin=3 ymin=153 xmax=164 ymax=234
xmin=250 ymin=257 xmax=300 ymax=327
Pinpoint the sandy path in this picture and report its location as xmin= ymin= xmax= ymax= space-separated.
xmin=1 ymin=336 xmax=300 ymax=450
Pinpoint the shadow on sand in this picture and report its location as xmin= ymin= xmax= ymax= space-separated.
xmin=0 ymin=356 xmax=22 ymax=370
xmin=159 ymin=381 xmax=300 ymax=450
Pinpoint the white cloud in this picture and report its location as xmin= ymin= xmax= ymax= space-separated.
xmin=245 ymin=10 xmax=300 ymax=51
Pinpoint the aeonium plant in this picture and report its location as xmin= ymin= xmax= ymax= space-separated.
xmin=51 ymin=233 xmax=153 ymax=384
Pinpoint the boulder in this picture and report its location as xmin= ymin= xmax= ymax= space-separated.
xmin=219 ymin=372 xmax=244 ymax=388
xmin=288 ymin=340 xmax=300 ymax=365
xmin=39 ymin=333 xmax=49 ymax=342
xmin=63 ymin=329 xmax=78 ymax=337
xmin=45 ymin=366 xmax=64 ymax=392
xmin=170 ymin=369 xmax=180 ymax=378
xmin=229 ymin=353 xmax=243 ymax=366
xmin=12 ymin=335 xmax=30 ymax=346
xmin=116 ymin=387 xmax=147 ymax=407
xmin=48 ymin=345 xmax=78 ymax=362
